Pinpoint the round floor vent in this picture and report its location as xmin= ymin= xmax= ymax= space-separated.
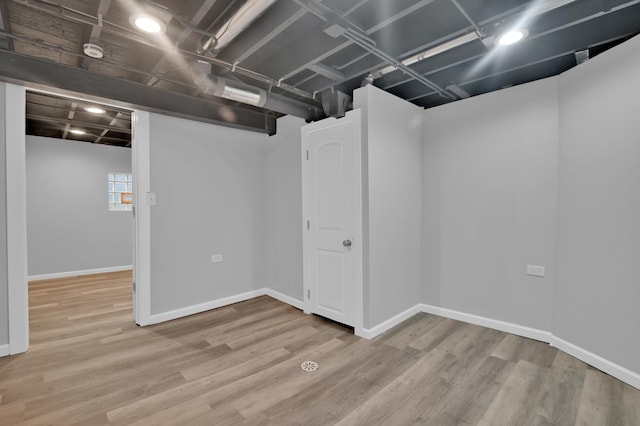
xmin=300 ymin=361 xmax=319 ymax=372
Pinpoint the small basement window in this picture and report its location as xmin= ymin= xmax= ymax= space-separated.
xmin=108 ymin=172 xmax=133 ymax=211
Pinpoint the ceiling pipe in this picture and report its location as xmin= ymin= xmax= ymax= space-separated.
xmin=192 ymin=61 xmax=324 ymax=120
xmin=374 ymin=32 xmax=479 ymax=78
xmin=372 ymin=0 xmax=580 ymax=80
xmin=198 ymin=0 xmax=278 ymax=54
xmin=10 ymin=0 xmax=316 ymax=101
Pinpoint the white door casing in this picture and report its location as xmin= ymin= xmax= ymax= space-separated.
xmin=131 ymin=110 xmax=152 ymax=326
xmin=4 ymin=88 xmax=148 ymax=356
xmin=302 ymin=109 xmax=363 ymax=329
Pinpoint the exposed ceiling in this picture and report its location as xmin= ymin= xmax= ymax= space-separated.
xmin=26 ymin=91 xmax=132 ymax=147
xmin=1 ymin=0 xmax=639 ymax=136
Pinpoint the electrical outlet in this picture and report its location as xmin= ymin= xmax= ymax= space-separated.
xmin=526 ymin=264 xmax=545 ymax=278
xmin=211 ymin=254 xmax=223 ymax=263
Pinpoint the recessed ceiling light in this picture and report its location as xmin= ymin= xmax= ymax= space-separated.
xmin=130 ymin=14 xmax=165 ymax=33
xmin=496 ymin=29 xmax=529 ymax=46
xmin=70 ymin=129 xmax=86 ymax=135
xmin=85 ymin=106 xmax=105 ymax=114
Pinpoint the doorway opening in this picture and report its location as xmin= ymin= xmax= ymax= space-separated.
xmin=24 ymin=89 xmax=136 ymax=346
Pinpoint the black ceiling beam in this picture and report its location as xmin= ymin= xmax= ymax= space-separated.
xmin=0 ymin=49 xmax=276 ymax=135
xmin=279 ymin=0 xmax=436 ymax=82
xmin=379 ymin=0 xmax=640 ymax=97
xmin=27 ymin=113 xmax=132 ymax=133
xmin=27 ymin=97 xmax=131 ymax=116
xmin=9 ymin=0 xmax=316 ymax=101
xmin=218 ymin=1 xmax=308 ymax=65
xmin=0 ymin=0 xmax=13 ymax=51
xmin=143 ymin=0 xmax=219 ymax=87
xmin=95 ymin=111 xmax=125 ymax=144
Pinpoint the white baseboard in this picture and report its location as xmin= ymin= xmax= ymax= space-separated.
xmin=28 ymin=265 xmax=133 ymax=282
xmin=356 ymin=304 xmax=422 ymax=339
xmin=148 ymin=289 xmax=265 ymax=325
xmin=550 ymin=335 xmax=640 ymax=390
xmin=359 ymin=303 xmax=552 ymax=343
xmin=358 ymin=303 xmax=552 ymax=342
xmin=419 ymin=304 xmax=553 ymax=343
xmin=264 ymin=288 xmax=304 ymax=310
xmin=147 ymin=288 xmax=305 ymax=325
xmin=0 ymin=344 xmax=9 ymax=357
xmin=418 ymin=304 xmax=639 ymax=390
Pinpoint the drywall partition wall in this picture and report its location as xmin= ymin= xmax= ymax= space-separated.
xmin=3 ymin=83 xmax=27 ymax=355
xmin=26 ymin=136 xmax=133 ymax=277
xmin=148 ymin=112 xmax=267 ymax=315
xmin=421 ymin=77 xmax=559 ymax=332
xmin=264 ymin=115 xmax=305 ymax=303
xmin=353 ymin=85 xmax=422 ymax=329
xmin=0 ymin=82 xmax=8 ymax=346
xmin=555 ymin=34 xmax=640 ymax=377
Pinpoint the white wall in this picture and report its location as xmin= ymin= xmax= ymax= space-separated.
xmin=26 ymin=136 xmax=132 ymax=277
xmin=555 ymin=35 xmax=640 ymax=374
xmin=421 ymin=34 xmax=640 ymax=386
xmin=264 ymin=115 xmax=305 ymax=301
xmin=354 ymin=85 xmax=423 ymax=328
xmin=0 ymin=82 xmax=8 ymax=346
xmin=148 ymin=113 xmax=268 ymax=314
xmin=422 ymin=77 xmax=559 ymax=331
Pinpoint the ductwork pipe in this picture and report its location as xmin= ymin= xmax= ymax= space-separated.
xmin=192 ymin=61 xmax=324 ymax=120
xmin=199 ymin=0 xmax=278 ymax=54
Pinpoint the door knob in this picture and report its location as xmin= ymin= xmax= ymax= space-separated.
xmin=343 ymin=239 xmax=352 ymax=248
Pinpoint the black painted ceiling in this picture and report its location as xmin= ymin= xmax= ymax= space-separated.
xmin=26 ymin=91 xmax=132 ymax=147
xmin=1 ymin=0 xmax=639 ymax=135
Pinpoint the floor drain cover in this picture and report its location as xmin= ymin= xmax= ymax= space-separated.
xmin=301 ymin=361 xmax=319 ymax=372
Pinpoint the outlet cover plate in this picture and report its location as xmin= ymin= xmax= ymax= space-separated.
xmin=211 ymin=254 xmax=223 ymax=263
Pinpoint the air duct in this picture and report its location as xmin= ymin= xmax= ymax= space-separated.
xmin=192 ymin=61 xmax=323 ymax=120
xmin=321 ymin=88 xmax=352 ymax=118
xmin=198 ymin=0 xmax=278 ymax=54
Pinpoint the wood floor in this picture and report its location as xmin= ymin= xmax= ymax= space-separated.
xmin=0 ymin=272 xmax=638 ymax=425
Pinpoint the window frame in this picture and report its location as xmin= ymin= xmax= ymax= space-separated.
xmin=108 ymin=172 xmax=133 ymax=212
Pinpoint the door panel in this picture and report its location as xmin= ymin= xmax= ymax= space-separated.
xmin=316 ymin=250 xmax=345 ymax=314
xmin=302 ymin=111 xmax=360 ymax=327
xmin=316 ymin=142 xmax=344 ymax=231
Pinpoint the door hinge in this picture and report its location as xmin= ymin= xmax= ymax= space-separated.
xmin=132 ymin=281 xmax=136 ymax=292
xmin=307 ymin=289 xmax=310 ymax=299
xmin=132 ymin=206 xmax=135 ymax=217
xmin=307 ymin=220 xmax=310 ymax=230
xmin=306 ymin=150 xmax=309 ymax=160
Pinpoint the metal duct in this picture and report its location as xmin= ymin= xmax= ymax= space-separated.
xmin=192 ymin=61 xmax=323 ymax=120
xmin=199 ymin=0 xmax=278 ymax=54
xmin=321 ymin=88 xmax=352 ymax=119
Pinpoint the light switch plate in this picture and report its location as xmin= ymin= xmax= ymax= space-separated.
xmin=526 ymin=265 xmax=545 ymax=278
xmin=146 ymin=192 xmax=156 ymax=206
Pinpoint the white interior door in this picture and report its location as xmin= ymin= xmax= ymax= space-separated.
xmin=302 ymin=110 xmax=361 ymax=327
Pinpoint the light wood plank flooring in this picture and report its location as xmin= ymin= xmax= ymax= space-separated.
xmin=0 ymin=271 xmax=638 ymax=425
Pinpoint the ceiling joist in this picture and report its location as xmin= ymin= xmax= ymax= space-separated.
xmin=1 ymin=0 xmax=639 ymax=137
